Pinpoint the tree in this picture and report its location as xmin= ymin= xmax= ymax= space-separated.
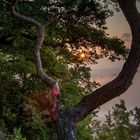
xmin=1 ymin=0 xmax=140 ymax=139
xmin=91 ymin=100 xmax=140 ymax=140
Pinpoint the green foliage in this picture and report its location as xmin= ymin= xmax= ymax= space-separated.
xmin=0 ymin=45 xmax=94 ymax=139
xmin=19 ymin=105 xmax=56 ymax=140
xmin=77 ymin=117 xmax=93 ymax=140
xmin=0 ymin=0 xmax=128 ymax=64
xmin=91 ymin=100 xmax=140 ymax=140
xmin=0 ymin=47 xmax=67 ymax=139
xmin=61 ymin=81 xmax=84 ymax=107
xmin=10 ymin=128 xmax=26 ymax=140
xmin=0 ymin=0 xmax=130 ymax=139
xmin=0 ymin=119 xmax=7 ymax=133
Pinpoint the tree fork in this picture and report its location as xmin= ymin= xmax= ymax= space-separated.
xmin=11 ymin=0 xmax=140 ymax=140
xmin=69 ymin=0 xmax=140 ymax=123
xmin=55 ymin=0 xmax=140 ymax=139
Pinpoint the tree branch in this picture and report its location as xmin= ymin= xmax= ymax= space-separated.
xmin=11 ymin=0 xmax=60 ymax=94
xmin=117 ymin=0 xmax=140 ymax=39
xmin=67 ymin=0 xmax=140 ymax=123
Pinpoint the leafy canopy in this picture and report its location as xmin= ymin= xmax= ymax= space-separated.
xmin=0 ymin=0 xmax=128 ymax=139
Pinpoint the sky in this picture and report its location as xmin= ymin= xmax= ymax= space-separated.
xmin=90 ymin=1 xmax=140 ymax=121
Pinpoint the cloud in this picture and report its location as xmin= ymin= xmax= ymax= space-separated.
xmin=121 ymin=33 xmax=131 ymax=42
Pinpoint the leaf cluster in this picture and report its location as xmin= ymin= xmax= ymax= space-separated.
xmin=91 ymin=100 xmax=140 ymax=140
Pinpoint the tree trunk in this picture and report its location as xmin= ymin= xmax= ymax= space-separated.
xmin=55 ymin=0 xmax=140 ymax=139
xmin=11 ymin=0 xmax=140 ymax=139
xmin=55 ymin=112 xmax=77 ymax=140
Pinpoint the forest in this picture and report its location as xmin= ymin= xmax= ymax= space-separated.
xmin=0 ymin=0 xmax=140 ymax=140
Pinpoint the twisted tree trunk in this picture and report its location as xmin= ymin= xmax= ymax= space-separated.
xmin=11 ymin=0 xmax=60 ymax=95
xmin=55 ymin=0 xmax=140 ymax=139
xmin=11 ymin=0 xmax=140 ymax=139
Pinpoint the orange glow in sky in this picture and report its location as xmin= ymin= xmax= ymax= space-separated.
xmin=79 ymin=53 xmax=86 ymax=59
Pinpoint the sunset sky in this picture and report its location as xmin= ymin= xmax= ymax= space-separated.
xmin=91 ymin=1 xmax=140 ymax=120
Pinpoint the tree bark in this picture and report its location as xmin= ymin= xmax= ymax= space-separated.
xmin=11 ymin=0 xmax=60 ymax=94
xmin=11 ymin=0 xmax=140 ymax=139
xmin=55 ymin=110 xmax=77 ymax=140
xmin=55 ymin=0 xmax=140 ymax=139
